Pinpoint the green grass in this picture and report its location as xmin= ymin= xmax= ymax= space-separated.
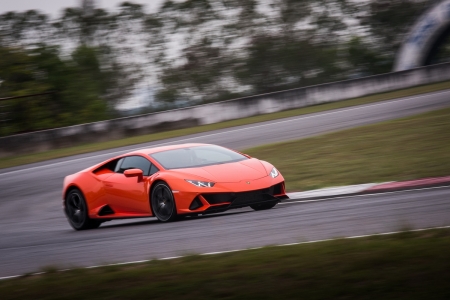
xmin=245 ymin=107 xmax=450 ymax=191
xmin=1 ymin=229 xmax=450 ymax=299
xmin=2 ymin=80 xmax=450 ymax=170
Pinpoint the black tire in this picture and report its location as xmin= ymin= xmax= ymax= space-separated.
xmin=151 ymin=182 xmax=178 ymax=222
xmin=250 ymin=202 xmax=277 ymax=211
xmin=65 ymin=189 xmax=101 ymax=230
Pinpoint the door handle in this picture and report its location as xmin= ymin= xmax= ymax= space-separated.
xmin=105 ymin=183 xmax=113 ymax=187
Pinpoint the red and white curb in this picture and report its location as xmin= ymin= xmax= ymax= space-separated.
xmin=287 ymin=183 xmax=382 ymax=200
xmin=364 ymin=176 xmax=450 ymax=193
xmin=286 ymin=176 xmax=450 ymax=201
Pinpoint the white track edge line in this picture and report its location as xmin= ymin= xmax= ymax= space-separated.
xmin=282 ymin=185 xmax=450 ymax=204
xmin=1 ymin=224 xmax=450 ymax=281
xmin=1 ymin=89 xmax=448 ymax=177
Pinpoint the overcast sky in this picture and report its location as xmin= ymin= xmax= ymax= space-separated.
xmin=0 ymin=0 xmax=165 ymax=17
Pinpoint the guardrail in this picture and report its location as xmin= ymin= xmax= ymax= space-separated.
xmin=1 ymin=62 xmax=450 ymax=157
xmin=0 ymin=92 xmax=55 ymax=102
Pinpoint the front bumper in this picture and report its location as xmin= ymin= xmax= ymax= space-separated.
xmin=174 ymin=176 xmax=288 ymax=214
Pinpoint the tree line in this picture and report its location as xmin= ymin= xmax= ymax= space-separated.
xmin=0 ymin=0 xmax=431 ymax=136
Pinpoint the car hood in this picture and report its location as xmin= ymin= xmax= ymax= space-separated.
xmin=174 ymin=158 xmax=269 ymax=183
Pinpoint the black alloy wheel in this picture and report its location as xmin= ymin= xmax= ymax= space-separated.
xmin=65 ymin=189 xmax=101 ymax=230
xmin=151 ymin=182 xmax=177 ymax=222
xmin=250 ymin=202 xmax=277 ymax=211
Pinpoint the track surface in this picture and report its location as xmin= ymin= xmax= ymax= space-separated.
xmin=1 ymin=187 xmax=450 ymax=278
xmin=1 ymin=90 xmax=450 ymax=277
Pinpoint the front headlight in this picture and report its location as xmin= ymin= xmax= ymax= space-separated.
xmin=185 ymin=180 xmax=215 ymax=187
xmin=270 ymin=167 xmax=279 ymax=178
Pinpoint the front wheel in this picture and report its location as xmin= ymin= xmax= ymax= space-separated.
xmin=250 ymin=202 xmax=277 ymax=211
xmin=65 ymin=189 xmax=101 ymax=230
xmin=151 ymin=182 xmax=178 ymax=222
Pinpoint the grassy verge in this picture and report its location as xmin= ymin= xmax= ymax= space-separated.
xmin=1 ymin=229 xmax=450 ymax=299
xmin=2 ymin=81 xmax=450 ymax=170
xmin=245 ymin=107 xmax=450 ymax=191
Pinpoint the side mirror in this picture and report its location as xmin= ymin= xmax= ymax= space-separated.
xmin=124 ymin=169 xmax=143 ymax=182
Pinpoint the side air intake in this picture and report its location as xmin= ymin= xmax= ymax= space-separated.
xmin=189 ymin=197 xmax=204 ymax=210
xmin=98 ymin=205 xmax=115 ymax=216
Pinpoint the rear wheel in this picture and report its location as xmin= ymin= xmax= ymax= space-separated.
xmin=250 ymin=202 xmax=277 ymax=211
xmin=151 ymin=182 xmax=178 ymax=222
xmin=65 ymin=189 xmax=101 ymax=230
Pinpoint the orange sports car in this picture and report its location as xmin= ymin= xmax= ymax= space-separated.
xmin=63 ymin=143 xmax=288 ymax=230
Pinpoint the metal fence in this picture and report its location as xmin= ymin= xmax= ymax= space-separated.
xmin=0 ymin=100 xmax=11 ymax=137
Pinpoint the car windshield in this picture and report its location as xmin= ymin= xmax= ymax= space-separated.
xmin=150 ymin=145 xmax=248 ymax=169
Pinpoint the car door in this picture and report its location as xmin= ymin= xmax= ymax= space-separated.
xmin=103 ymin=155 xmax=158 ymax=214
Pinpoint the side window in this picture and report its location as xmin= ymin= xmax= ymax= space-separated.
xmin=116 ymin=156 xmax=152 ymax=176
xmin=114 ymin=158 xmax=124 ymax=173
xmin=149 ymin=164 xmax=159 ymax=176
xmin=93 ymin=158 xmax=122 ymax=174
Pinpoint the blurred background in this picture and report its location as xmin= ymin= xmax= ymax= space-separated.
xmin=0 ymin=0 xmax=448 ymax=137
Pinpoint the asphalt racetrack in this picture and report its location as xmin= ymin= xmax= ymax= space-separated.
xmin=1 ymin=89 xmax=450 ymax=278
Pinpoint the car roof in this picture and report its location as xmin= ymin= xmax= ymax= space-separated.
xmin=123 ymin=143 xmax=214 ymax=156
